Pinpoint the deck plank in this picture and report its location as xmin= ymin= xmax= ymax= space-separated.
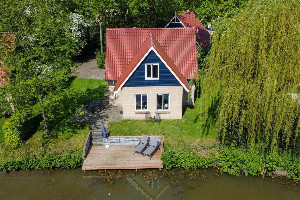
xmin=82 ymin=137 xmax=163 ymax=170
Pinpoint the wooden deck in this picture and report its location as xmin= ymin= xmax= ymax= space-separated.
xmin=82 ymin=136 xmax=163 ymax=170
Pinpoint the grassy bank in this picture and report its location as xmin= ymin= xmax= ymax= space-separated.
xmin=0 ymin=78 xmax=107 ymax=171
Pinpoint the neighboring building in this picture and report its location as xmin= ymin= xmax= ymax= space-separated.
xmin=165 ymin=10 xmax=211 ymax=48
xmin=105 ymin=28 xmax=198 ymax=119
xmin=0 ymin=33 xmax=15 ymax=86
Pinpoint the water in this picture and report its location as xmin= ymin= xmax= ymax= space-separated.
xmin=0 ymin=169 xmax=299 ymax=200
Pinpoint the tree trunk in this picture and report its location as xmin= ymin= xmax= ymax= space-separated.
xmin=40 ymin=99 xmax=49 ymax=134
xmin=99 ymin=21 xmax=103 ymax=53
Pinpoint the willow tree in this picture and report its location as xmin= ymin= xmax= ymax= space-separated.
xmin=206 ymin=0 xmax=300 ymax=151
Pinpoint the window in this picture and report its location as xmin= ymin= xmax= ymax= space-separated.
xmin=145 ymin=64 xmax=159 ymax=80
xmin=157 ymin=94 xmax=169 ymax=110
xmin=135 ymin=94 xmax=147 ymax=111
xmin=171 ymin=16 xmax=180 ymax=23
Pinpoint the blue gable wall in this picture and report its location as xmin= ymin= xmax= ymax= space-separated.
xmin=124 ymin=50 xmax=182 ymax=87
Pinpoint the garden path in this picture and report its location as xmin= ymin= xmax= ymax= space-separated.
xmin=74 ymin=58 xmax=121 ymax=140
xmin=75 ymin=59 xmax=105 ymax=80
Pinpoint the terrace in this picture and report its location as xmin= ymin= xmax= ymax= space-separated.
xmin=82 ymin=136 xmax=164 ymax=171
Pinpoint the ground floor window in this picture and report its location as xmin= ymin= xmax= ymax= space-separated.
xmin=135 ymin=94 xmax=147 ymax=111
xmin=157 ymin=94 xmax=169 ymax=110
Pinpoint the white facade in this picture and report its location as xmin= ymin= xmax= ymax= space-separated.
xmin=115 ymin=86 xmax=188 ymax=119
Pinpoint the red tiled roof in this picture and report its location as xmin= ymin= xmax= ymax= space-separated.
xmin=0 ymin=32 xmax=15 ymax=86
xmin=114 ymin=34 xmax=190 ymax=92
xmin=177 ymin=11 xmax=211 ymax=47
xmin=105 ymin=28 xmax=198 ymax=82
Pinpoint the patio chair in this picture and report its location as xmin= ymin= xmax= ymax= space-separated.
xmin=133 ymin=135 xmax=149 ymax=154
xmin=145 ymin=113 xmax=153 ymax=123
xmin=153 ymin=113 xmax=161 ymax=123
xmin=142 ymin=138 xmax=161 ymax=159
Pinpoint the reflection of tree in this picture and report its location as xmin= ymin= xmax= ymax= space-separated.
xmin=127 ymin=177 xmax=169 ymax=200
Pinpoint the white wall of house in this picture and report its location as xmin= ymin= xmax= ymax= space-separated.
xmin=116 ymin=86 xmax=186 ymax=119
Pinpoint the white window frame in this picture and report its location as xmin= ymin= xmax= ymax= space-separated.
xmin=145 ymin=63 xmax=159 ymax=80
xmin=135 ymin=94 xmax=148 ymax=111
xmin=165 ymin=16 xmax=186 ymax=28
xmin=157 ymin=93 xmax=170 ymax=111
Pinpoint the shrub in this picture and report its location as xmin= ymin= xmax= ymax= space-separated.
xmin=3 ymin=110 xmax=41 ymax=149
xmin=162 ymin=147 xmax=300 ymax=181
xmin=96 ymin=51 xmax=105 ymax=69
xmin=0 ymin=150 xmax=83 ymax=172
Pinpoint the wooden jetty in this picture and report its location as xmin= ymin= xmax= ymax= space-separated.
xmin=82 ymin=136 xmax=163 ymax=170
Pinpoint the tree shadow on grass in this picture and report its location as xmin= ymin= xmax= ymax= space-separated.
xmin=201 ymin=94 xmax=220 ymax=136
xmin=24 ymin=81 xmax=107 ymax=142
xmin=46 ymin=84 xmax=107 ymax=136
xmin=21 ymin=114 xmax=43 ymax=141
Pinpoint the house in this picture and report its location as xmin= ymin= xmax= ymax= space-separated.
xmin=165 ymin=10 xmax=211 ymax=48
xmin=105 ymin=28 xmax=198 ymax=119
xmin=0 ymin=32 xmax=15 ymax=86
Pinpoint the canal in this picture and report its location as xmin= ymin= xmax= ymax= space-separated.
xmin=0 ymin=169 xmax=299 ymax=200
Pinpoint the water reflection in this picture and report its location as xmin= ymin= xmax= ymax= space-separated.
xmin=0 ymin=169 xmax=299 ymax=200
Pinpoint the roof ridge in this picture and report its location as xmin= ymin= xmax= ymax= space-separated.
xmin=106 ymin=27 xmax=196 ymax=30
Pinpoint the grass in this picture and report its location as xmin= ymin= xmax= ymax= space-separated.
xmin=108 ymin=77 xmax=220 ymax=152
xmin=0 ymin=78 xmax=107 ymax=160
xmin=70 ymin=78 xmax=106 ymax=94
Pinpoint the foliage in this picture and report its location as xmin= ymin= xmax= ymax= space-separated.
xmin=0 ymin=0 xmax=82 ymax=133
xmin=197 ymin=45 xmax=210 ymax=70
xmin=0 ymin=150 xmax=82 ymax=172
xmin=41 ymin=78 xmax=107 ymax=132
xmin=0 ymin=117 xmax=7 ymax=143
xmin=3 ymin=110 xmax=41 ymax=149
xmin=176 ymin=0 xmax=248 ymax=25
xmin=2 ymin=78 xmax=106 ymax=149
xmin=205 ymin=0 xmax=300 ymax=151
xmin=0 ymin=121 xmax=89 ymax=172
xmin=96 ymin=51 xmax=105 ymax=69
xmin=162 ymin=147 xmax=300 ymax=181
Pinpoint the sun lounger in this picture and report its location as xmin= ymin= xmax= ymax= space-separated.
xmin=142 ymin=138 xmax=161 ymax=159
xmin=133 ymin=135 xmax=149 ymax=154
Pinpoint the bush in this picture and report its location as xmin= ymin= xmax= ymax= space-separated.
xmin=3 ymin=110 xmax=41 ymax=149
xmin=161 ymin=147 xmax=300 ymax=181
xmin=96 ymin=51 xmax=105 ymax=69
xmin=0 ymin=150 xmax=83 ymax=172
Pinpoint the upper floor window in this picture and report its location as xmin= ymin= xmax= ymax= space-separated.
xmin=145 ymin=63 xmax=159 ymax=80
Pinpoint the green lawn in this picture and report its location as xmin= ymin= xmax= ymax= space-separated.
xmin=0 ymin=78 xmax=107 ymax=160
xmin=70 ymin=78 xmax=107 ymax=93
xmin=108 ymin=79 xmax=220 ymax=152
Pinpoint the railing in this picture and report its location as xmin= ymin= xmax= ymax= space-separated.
xmin=82 ymin=131 xmax=92 ymax=159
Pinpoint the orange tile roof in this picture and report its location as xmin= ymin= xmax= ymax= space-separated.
xmin=0 ymin=32 xmax=15 ymax=86
xmin=114 ymin=34 xmax=190 ymax=92
xmin=177 ymin=11 xmax=211 ymax=47
xmin=105 ymin=28 xmax=198 ymax=82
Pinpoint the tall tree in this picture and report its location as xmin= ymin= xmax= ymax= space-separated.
xmin=0 ymin=0 xmax=79 ymax=133
xmin=205 ymin=0 xmax=300 ymax=151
